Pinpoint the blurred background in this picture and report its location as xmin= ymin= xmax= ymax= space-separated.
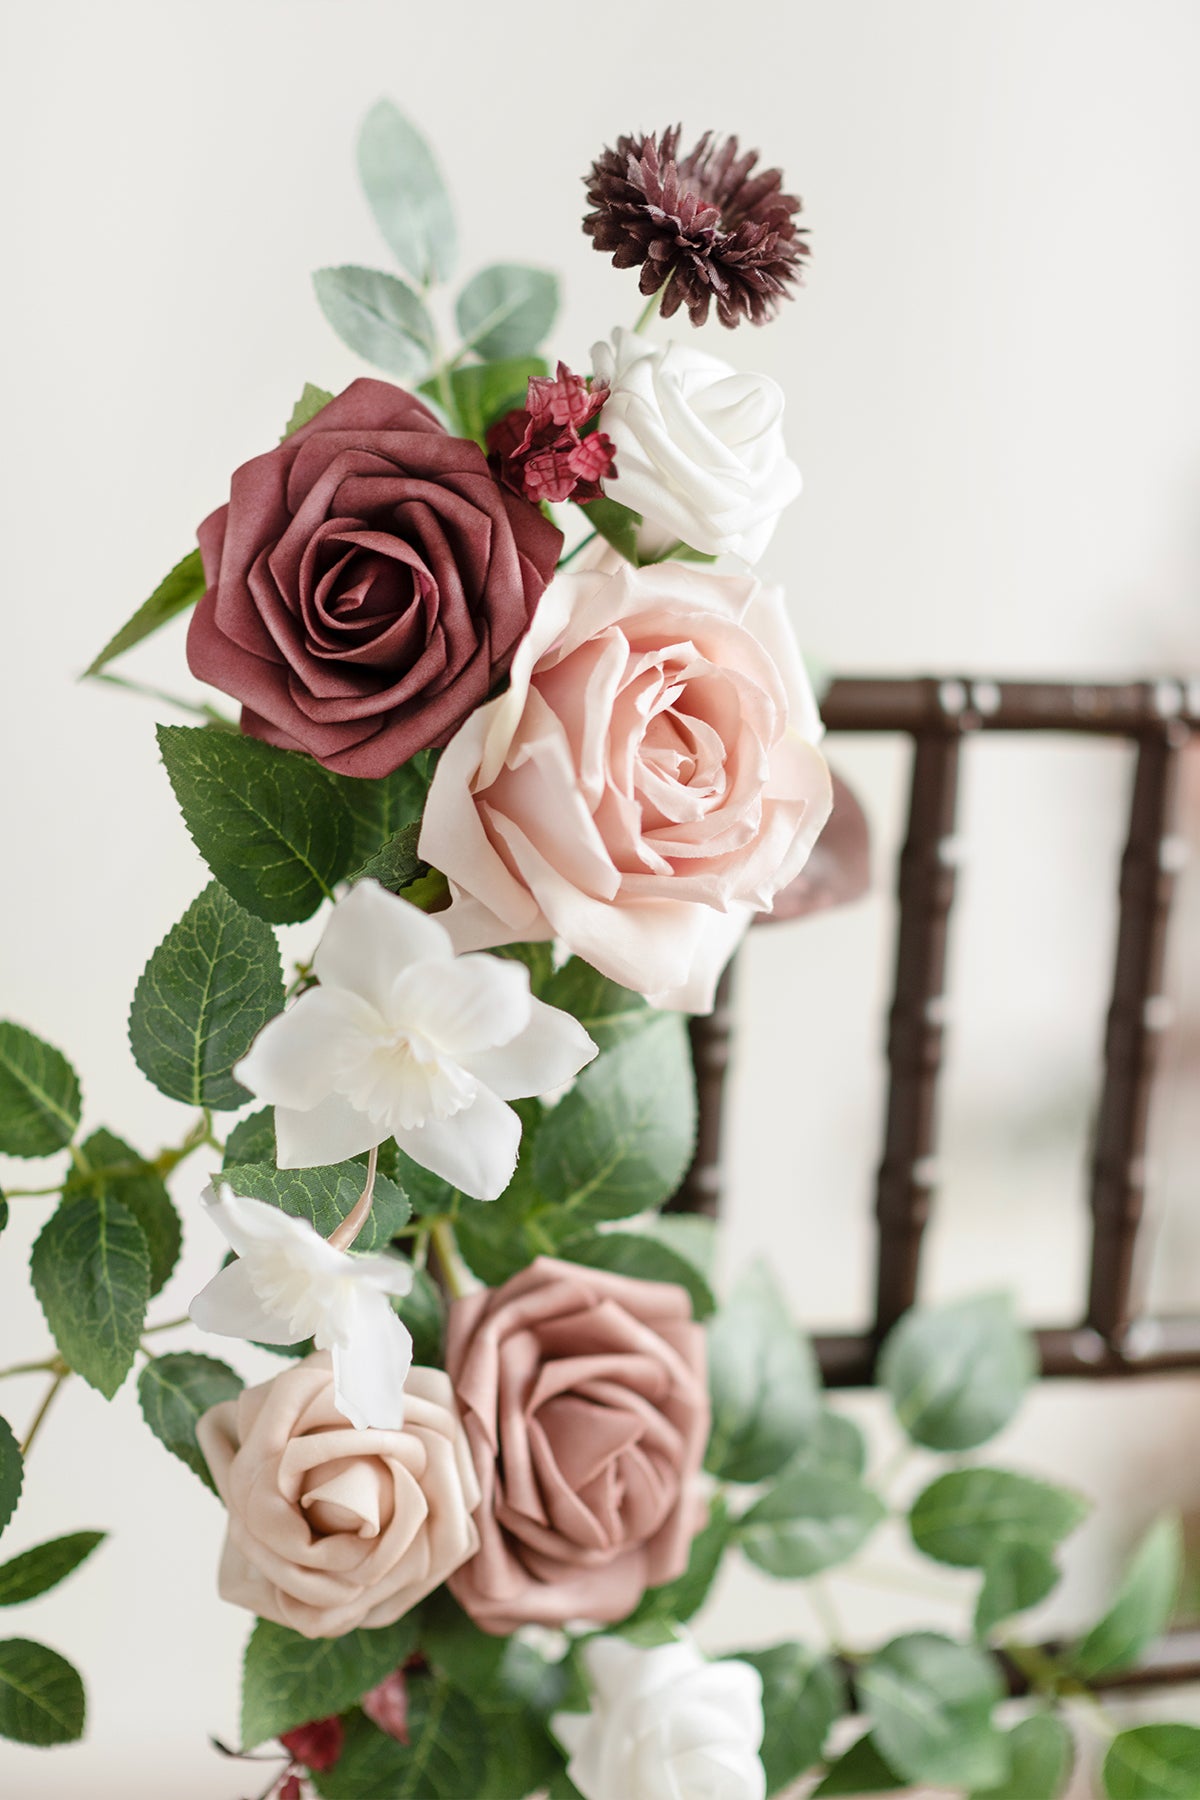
xmin=1 ymin=1 xmax=1198 ymax=1792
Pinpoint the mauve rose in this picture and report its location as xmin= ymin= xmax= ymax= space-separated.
xmin=187 ymin=378 xmax=562 ymax=777
xmin=445 ymin=1256 xmax=708 ymax=1635
xmin=196 ymin=1353 xmax=480 ymax=1639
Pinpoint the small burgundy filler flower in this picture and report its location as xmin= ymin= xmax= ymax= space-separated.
xmin=488 ymin=363 xmax=616 ymax=505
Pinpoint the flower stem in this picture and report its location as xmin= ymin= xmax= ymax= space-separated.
xmin=21 ymin=1368 xmax=69 ymax=1457
xmin=429 ymin=1218 xmax=470 ymax=1299
xmin=558 ymin=529 xmax=599 ymax=569
xmin=633 ymin=274 xmax=672 ymax=334
xmin=328 ymin=1145 xmax=379 ymax=1252
xmin=141 ymin=1314 xmax=190 ymax=1337
xmin=0 ymin=1355 xmax=63 ymax=1382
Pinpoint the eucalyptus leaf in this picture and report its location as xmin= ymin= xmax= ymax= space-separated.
xmin=281 ymin=382 xmax=335 ymax=439
xmin=970 ymin=1714 xmax=1074 ymax=1800
xmin=1073 ymin=1515 xmax=1183 ymax=1680
xmin=85 ymin=546 xmax=205 ymax=676
xmin=0 ymin=1022 xmax=81 ymax=1158
xmin=811 ymin=1731 xmax=905 ymax=1796
xmin=69 ymin=1128 xmax=180 ymax=1296
xmin=705 ymin=1263 xmax=821 ymax=1483
xmin=783 ymin=1410 xmax=868 ymax=1481
xmin=31 ymin=1196 xmax=150 ymax=1398
xmin=736 ymin=1643 xmax=844 ymax=1793
xmin=357 ymin=100 xmax=457 ymax=286
xmin=1102 ymin=1724 xmax=1200 ymax=1799
xmin=0 ymin=1638 xmax=85 ymax=1745
xmin=313 ymin=265 xmax=436 ymax=379
xmin=220 ymin=1160 xmax=410 ymax=1251
xmin=858 ymin=1632 xmax=1007 ymax=1790
xmin=555 ymin=1229 xmax=715 ymax=1320
xmin=313 ymin=1681 xmax=488 ymax=1799
xmin=242 ymin=1614 xmax=420 ymax=1747
xmin=880 ymin=1294 xmax=1035 ymax=1452
xmin=738 ymin=1469 xmax=885 ymax=1578
xmin=974 ymin=1540 xmax=1061 ymax=1638
xmin=909 ymin=1468 xmax=1088 ymax=1568
xmin=137 ymin=1353 xmax=244 ymax=1492
xmin=627 ymin=1495 xmax=735 ymax=1627
xmin=0 ymin=1532 xmax=105 ymax=1607
xmin=0 ymin=1419 xmax=21 ymax=1540
xmin=456 ymin=263 xmax=558 ymax=360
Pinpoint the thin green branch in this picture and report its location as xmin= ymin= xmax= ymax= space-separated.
xmin=21 ymin=1368 xmax=69 ymax=1457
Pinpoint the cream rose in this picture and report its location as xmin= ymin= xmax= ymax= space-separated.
xmin=591 ymin=327 xmax=801 ymax=563
xmin=196 ymin=1353 xmax=480 ymax=1639
xmin=419 ymin=555 xmax=832 ymax=1011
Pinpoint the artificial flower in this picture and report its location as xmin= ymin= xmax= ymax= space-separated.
xmin=419 ymin=556 xmax=832 ymax=1012
xmin=189 ymin=1183 xmax=414 ymax=1430
xmin=583 ymin=126 xmax=808 ymax=328
xmin=197 ymin=1356 xmax=481 ymax=1638
xmin=488 ymin=362 xmax=616 ymax=505
xmin=553 ymin=1636 xmax=766 ymax=1800
xmin=187 ymin=377 xmax=561 ymax=777
xmin=592 ymin=328 xmax=801 ymax=563
xmin=233 ymin=881 xmax=597 ymax=1199
xmin=445 ymin=1256 xmax=709 ymax=1634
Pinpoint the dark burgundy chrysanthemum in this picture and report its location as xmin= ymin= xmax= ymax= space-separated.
xmin=583 ymin=126 xmax=809 ymax=328
xmin=487 ymin=362 xmax=616 ymax=505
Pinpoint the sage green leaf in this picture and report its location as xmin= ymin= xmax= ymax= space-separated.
xmin=314 ymin=266 xmax=435 ymax=380
xmin=0 ymin=1022 xmax=80 ymax=1158
xmin=129 ymin=882 xmax=284 ymax=1109
xmin=859 ymin=1632 xmax=1007 ymax=1790
xmin=880 ymin=1293 xmax=1035 ymax=1452
xmin=784 ymin=1410 xmax=868 ymax=1481
xmin=627 ymin=1494 xmax=736 ymax=1627
xmin=326 ymin=752 xmax=435 ymax=868
xmin=0 ymin=1532 xmax=105 ymax=1607
xmin=157 ymin=724 xmax=356 ymax=924
xmin=357 ymin=99 xmax=457 ymax=286
xmin=222 ymin=1108 xmax=276 ymax=1168
xmin=0 ymin=1199 xmax=7 ymax=1235
xmin=0 ymin=1419 xmax=21 ymax=1540
xmin=738 ymin=1469 xmax=886 ymax=1578
xmin=281 ymin=382 xmax=334 ymax=439
xmin=350 ymin=822 xmax=424 ymax=891
xmin=314 ymin=1684 xmax=489 ymax=1799
xmin=1103 ymin=1724 xmax=1200 ymax=1799
xmin=975 ymin=1540 xmax=1061 ymax=1638
xmin=909 ymin=1468 xmax=1088 ymax=1567
xmin=811 ymin=1731 xmax=905 ymax=1796
xmin=84 ymin=546 xmax=205 ymax=676
xmin=220 ymin=1160 xmax=410 ymax=1251
xmin=31 ymin=1196 xmax=149 ymax=1397
xmin=393 ymin=1265 xmax=444 ymax=1366
xmin=736 ymin=1643 xmax=844 ymax=1794
xmin=69 ymin=1128 xmax=180 ymax=1296
xmin=970 ymin=1714 xmax=1074 ymax=1800
xmin=1074 ymin=1515 xmax=1183 ymax=1680
xmin=456 ymin=263 xmax=558 ymax=360
xmin=555 ymin=1229 xmax=715 ymax=1320
xmin=0 ymin=1639 xmax=85 ymax=1745
xmin=421 ymin=356 xmax=546 ymax=446
xmin=242 ymin=1614 xmax=420 ymax=1747
xmin=137 ymin=1353 xmax=244 ymax=1492
xmin=539 ymin=958 xmax=651 ymax=1051
xmin=636 ymin=1211 xmax=717 ymax=1283
xmin=532 ymin=1013 xmax=697 ymax=1223
xmin=705 ymin=1262 xmax=821 ymax=1483
xmin=585 ymin=495 xmax=642 ymax=562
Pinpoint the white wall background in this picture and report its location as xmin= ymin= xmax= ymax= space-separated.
xmin=1 ymin=2 xmax=1199 ymax=1794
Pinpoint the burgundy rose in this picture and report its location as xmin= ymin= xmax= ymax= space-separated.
xmin=187 ymin=379 xmax=562 ymax=777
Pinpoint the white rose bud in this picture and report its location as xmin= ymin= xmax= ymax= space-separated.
xmin=591 ymin=327 xmax=801 ymax=565
xmin=553 ymin=1635 xmax=767 ymax=1800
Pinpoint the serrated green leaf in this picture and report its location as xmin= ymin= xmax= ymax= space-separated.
xmin=705 ymin=1263 xmax=821 ymax=1483
xmin=880 ymin=1294 xmax=1035 ymax=1452
xmin=859 ymin=1632 xmax=1007 ymax=1790
xmin=242 ymin=1614 xmax=420 ymax=1747
xmin=811 ymin=1731 xmax=905 ymax=1796
xmin=314 ymin=1683 xmax=489 ymax=1799
xmin=69 ymin=1129 xmax=180 ymax=1296
xmin=975 ymin=1540 xmax=1061 ymax=1637
xmin=421 ymin=356 xmax=546 ymax=447
xmin=783 ymin=1409 xmax=868 ymax=1481
xmin=393 ymin=1265 xmax=444 ymax=1365
xmin=910 ymin=1468 xmax=1088 ymax=1568
xmin=417 ymin=1607 xmax=562 ymax=1800
xmin=350 ymin=821 xmax=425 ymax=891
xmin=222 ymin=1108 xmax=276 ymax=1168
xmin=456 ymin=263 xmax=558 ymax=360
xmin=314 ymin=266 xmax=435 ymax=379
xmin=157 ymin=724 xmax=356 ymax=924
xmin=0 ymin=1419 xmax=22 ymax=1540
xmin=585 ymin=495 xmax=642 ymax=562
xmin=129 ymin=882 xmax=284 ymax=1109
xmin=281 ymin=382 xmax=334 ymax=439
xmin=555 ymin=1229 xmax=715 ymax=1320
xmin=220 ymin=1160 xmax=410 ymax=1251
xmin=326 ymin=752 xmax=435 ymax=868
xmin=1074 ymin=1515 xmax=1183 ymax=1680
xmin=532 ymin=1013 xmax=697 ymax=1224
xmin=357 ymin=100 xmax=457 ymax=286
xmin=0 ymin=1532 xmax=105 ymax=1607
xmin=137 ymin=1353 xmax=244 ymax=1492
xmin=31 ymin=1196 xmax=149 ymax=1397
xmin=85 ymin=546 xmax=205 ymax=676
xmin=539 ymin=958 xmax=651 ymax=1051
xmin=0 ymin=1022 xmax=80 ymax=1158
xmin=736 ymin=1643 xmax=844 ymax=1794
xmin=738 ymin=1469 xmax=886 ymax=1578
xmin=627 ymin=1494 xmax=735 ymax=1627
xmin=1103 ymin=1724 xmax=1200 ymax=1799
xmin=0 ymin=1638 xmax=85 ymax=1745
xmin=970 ymin=1714 xmax=1074 ymax=1800
xmin=389 ymin=1143 xmax=458 ymax=1219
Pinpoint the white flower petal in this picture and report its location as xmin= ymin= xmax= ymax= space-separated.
xmin=274 ymin=1091 xmax=381 ymax=1170
xmin=313 ymin=880 xmax=452 ymax=1003
xmin=392 ymin=1084 xmax=521 ymax=1202
xmin=460 ymin=997 xmax=597 ymax=1100
xmin=331 ymin=1293 xmax=413 ymax=1429
xmin=188 ymin=1257 xmax=304 ymax=1345
xmin=233 ymin=986 xmax=368 ymax=1112
xmin=348 ymin=1249 xmax=416 ymax=1301
xmin=389 ymin=953 xmax=531 ymax=1057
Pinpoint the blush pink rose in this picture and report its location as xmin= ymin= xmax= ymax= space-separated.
xmin=418 ymin=552 xmax=832 ymax=1011
xmin=445 ymin=1256 xmax=709 ymax=1635
xmin=187 ymin=378 xmax=562 ymax=777
xmin=196 ymin=1353 xmax=480 ymax=1639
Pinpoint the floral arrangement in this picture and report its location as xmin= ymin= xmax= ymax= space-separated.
xmin=1 ymin=103 xmax=1197 ymax=1800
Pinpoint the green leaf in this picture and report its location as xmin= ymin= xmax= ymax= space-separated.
xmin=282 ymin=382 xmax=334 ymax=439
xmin=970 ymin=1714 xmax=1074 ymax=1800
xmin=1074 ymin=1515 xmax=1183 ymax=1680
xmin=390 ymin=1143 xmax=459 ymax=1220
xmin=539 ymin=958 xmax=651 ymax=1052
xmin=975 ymin=1540 xmax=1061 ymax=1638
xmin=242 ymin=1614 xmax=420 ymax=1747
xmin=1103 ymin=1725 xmax=1200 ymax=1799
xmin=736 ymin=1643 xmax=844 ymax=1794
xmin=455 ymin=1174 xmax=550 ymax=1287
xmin=859 ymin=1632 xmax=1007 ymax=1790
xmin=0 ymin=1639 xmax=85 ymax=1745
xmin=220 ymin=1160 xmax=410 ymax=1252
xmin=137 ymin=1353 xmax=244 ymax=1492
xmin=532 ymin=1013 xmax=697 ymax=1223
xmin=0 ymin=1532 xmax=105 ymax=1607
xmin=784 ymin=1409 xmax=868 ymax=1481
xmin=393 ymin=1265 xmax=444 ymax=1366
xmin=31 ymin=1196 xmax=150 ymax=1398
xmin=84 ymin=546 xmax=205 ymax=676
xmin=880 ymin=1293 xmax=1035 ymax=1452
xmin=0 ymin=1419 xmax=22 ymax=1540
xmin=313 ymin=1682 xmax=488 ymax=1799
xmin=326 ymin=752 xmax=435 ymax=868
xmin=555 ymin=1229 xmax=715 ymax=1320
xmin=157 ymin=724 xmax=356 ymax=924
xmin=423 ymin=357 xmax=546 ymax=446
xmin=812 ymin=1731 xmax=905 ymax=1796
xmin=909 ymin=1468 xmax=1088 ymax=1568
xmin=0 ymin=1199 xmax=7 ymax=1235
xmin=69 ymin=1129 xmax=180 ymax=1296
xmin=314 ymin=265 xmax=435 ymax=380
xmin=350 ymin=821 xmax=424 ymax=891
xmin=129 ymin=882 xmax=284 ymax=1110
xmin=635 ymin=1211 xmax=717 ymax=1283
xmin=357 ymin=99 xmax=457 ymax=286
xmin=738 ymin=1469 xmax=886 ymax=1578
xmin=705 ymin=1262 xmax=821 ymax=1483
xmin=627 ymin=1494 xmax=736 ymax=1627
xmin=0 ymin=1022 xmax=81 ymax=1158
xmin=585 ymin=495 xmax=642 ymax=563
xmin=222 ymin=1108 xmax=276 ymax=1168
xmin=456 ymin=263 xmax=558 ymax=360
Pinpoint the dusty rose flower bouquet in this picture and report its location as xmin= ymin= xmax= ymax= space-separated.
xmin=2 ymin=104 xmax=1192 ymax=1800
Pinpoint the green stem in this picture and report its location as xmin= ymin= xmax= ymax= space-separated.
xmin=21 ymin=1368 xmax=69 ymax=1457
xmin=429 ymin=1219 xmax=470 ymax=1299
xmin=558 ymin=530 xmax=599 ymax=569
xmin=633 ymin=275 xmax=672 ymax=334
xmin=90 ymin=669 xmax=236 ymax=727
xmin=141 ymin=1314 xmax=190 ymax=1338
xmin=0 ymin=1355 xmax=64 ymax=1382
xmin=0 ymin=1183 xmax=65 ymax=1199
